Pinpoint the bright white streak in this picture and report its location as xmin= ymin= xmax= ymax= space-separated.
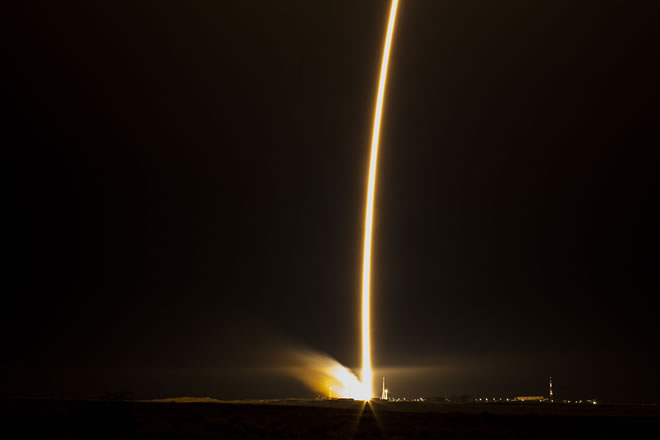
xmin=362 ymin=0 xmax=399 ymax=400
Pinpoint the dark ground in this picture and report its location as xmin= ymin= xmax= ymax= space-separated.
xmin=2 ymin=398 xmax=659 ymax=439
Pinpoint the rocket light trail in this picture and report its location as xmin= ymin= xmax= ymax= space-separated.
xmin=361 ymin=0 xmax=399 ymax=400
xmin=287 ymin=1 xmax=399 ymax=401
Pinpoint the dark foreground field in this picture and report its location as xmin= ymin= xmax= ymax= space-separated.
xmin=2 ymin=398 xmax=659 ymax=439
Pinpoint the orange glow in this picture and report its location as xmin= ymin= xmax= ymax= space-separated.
xmin=287 ymin=349 xmax=371 ymax=400
xmin=361 ymin=0 xmax=399 ymax=399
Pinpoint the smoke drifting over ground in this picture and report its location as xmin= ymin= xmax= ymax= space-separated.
xmin=283 ymin=348 xmax=368 ymax=399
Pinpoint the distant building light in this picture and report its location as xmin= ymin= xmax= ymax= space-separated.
xmin=514 ymin=396 xmax=546 ymax=402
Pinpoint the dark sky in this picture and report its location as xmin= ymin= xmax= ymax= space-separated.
xmin=3 ymin=1 xmax=659 ymax=403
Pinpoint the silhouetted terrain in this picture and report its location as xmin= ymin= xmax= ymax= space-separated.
xmin=2 ymin=398 xmax=659 ymax=439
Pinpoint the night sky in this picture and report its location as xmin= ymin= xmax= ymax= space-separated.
xmin=3 ymin=1 xmax=659 ymax=403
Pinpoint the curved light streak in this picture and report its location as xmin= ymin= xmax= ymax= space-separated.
xmin=362 ymin=0 xmax=399 ymax=400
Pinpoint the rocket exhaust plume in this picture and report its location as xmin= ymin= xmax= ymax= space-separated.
xmin=361 ymin=0 xmax=399 ymax=399
xmin=285 ymin=348 xmax=370 ymax=400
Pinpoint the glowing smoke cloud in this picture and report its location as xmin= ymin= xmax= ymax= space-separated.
xmin=361 ymin=0 xmax=399 ymax=399
xmin=286 ymin=349 xmax=369 ymax=399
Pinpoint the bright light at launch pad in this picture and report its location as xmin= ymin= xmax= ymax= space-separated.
xmin=288 ymin=349 xmax=371 ymax=400
xmin=361 ymin=0 xmax=399 ymax=399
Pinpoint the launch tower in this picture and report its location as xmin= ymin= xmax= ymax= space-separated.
xmin=549 ymin=376 xmax=553 ymax=400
